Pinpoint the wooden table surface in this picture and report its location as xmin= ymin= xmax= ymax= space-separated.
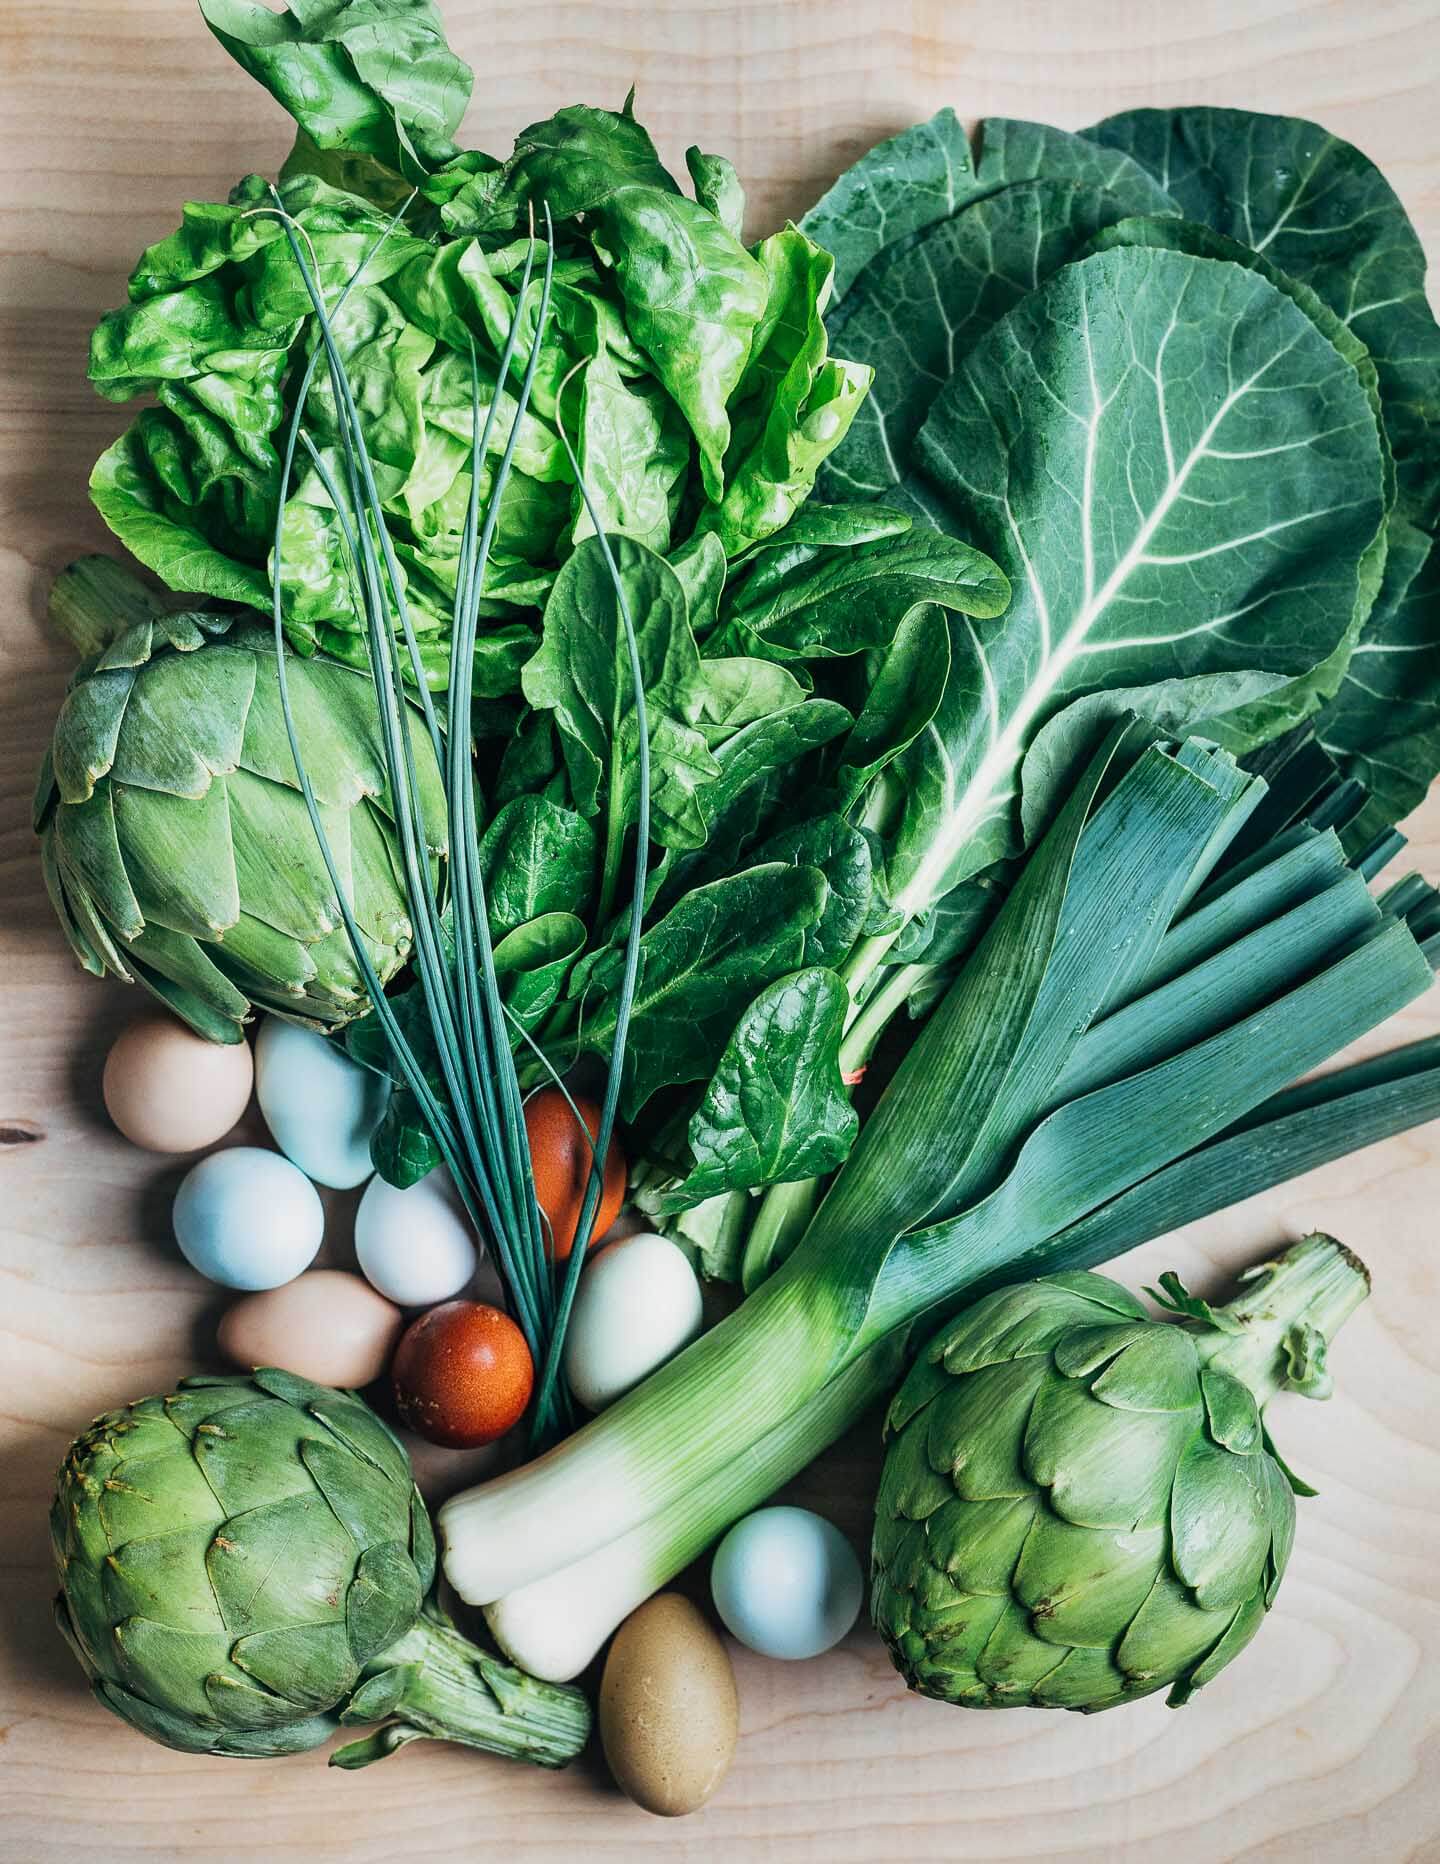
xmin=5 ymin=2 xmax=1440 ymax=1858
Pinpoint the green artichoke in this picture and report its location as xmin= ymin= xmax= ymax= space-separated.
xmin=34 ymin=557 xmax=445 ymax=1042
xmin=872 ymin=1234 xmax=1367 ymax=1713
xmin=52 ymin=1369 xmax=590 ymax=1768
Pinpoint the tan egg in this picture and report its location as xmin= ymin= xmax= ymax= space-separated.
xmin=599 ymin=1593 xmax=739 ymax=1817
xmin=218 ymin=1270 xmax=403 ymax=1388
xmin=103 ymin=1013 xmax=254 ymax=1153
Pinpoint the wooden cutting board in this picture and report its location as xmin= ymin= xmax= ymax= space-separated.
xmin=3 ymin=2 xmax=1439 ymax=1858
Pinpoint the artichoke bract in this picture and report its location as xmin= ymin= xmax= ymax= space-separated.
xmin=872 ymin=1235 xmax=1368 ymax=1713
xmin=51 ymin=1369 xmax=590 ymax=1768
xmin=34 ymin=557 xmax=445 ymax=1043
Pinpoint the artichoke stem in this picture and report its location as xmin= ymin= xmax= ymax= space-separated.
xmin=347 ymin=1611 xmax=591 ymax=1769
xmin=1205 ymin=1232 xmax=1370 ymax=1405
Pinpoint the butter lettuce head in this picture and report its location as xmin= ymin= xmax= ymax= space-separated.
xmin=86 ymin=4 xmax=871 ymax=692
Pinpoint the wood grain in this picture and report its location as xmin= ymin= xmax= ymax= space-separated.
xmin=4 ymin=2 xmax=1440 ymax=1859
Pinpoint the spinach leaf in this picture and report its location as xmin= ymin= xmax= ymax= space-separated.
xmin=646 ymin=968 xmax=859 ymax=1212
xmin=521 ymin=535 xmax=717 ymax=852
xmin=478 ymin=796 xmax=597 ymax=937
xmin=750 ymin=814 xmax=874 ymax=967
xmin=718 ymin=524 xmax=1008 ymax=660
xmin=493 ymin=911 xmax=587 ymax=1028
xmin=574 ymin=862 xmax=828 ymax=1116
xmin=836 ymin=601 xmax=952 ymax=801
xmin=887 ymin=243 xmax=1387 ymax=909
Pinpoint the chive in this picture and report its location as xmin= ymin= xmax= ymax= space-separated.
xmin=262 ymin=186 xmax=648 ymax=1423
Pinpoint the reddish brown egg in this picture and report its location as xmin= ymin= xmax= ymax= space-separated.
xmin=391 ymin=1300 xmax=533 ymax=1448
xmin=524 ymin=1087 xmax=627 ymax=1261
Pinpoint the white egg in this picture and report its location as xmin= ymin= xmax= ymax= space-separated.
xmin=254 ymin=1017 xmax=389 ymax=1190
xmin=710 ymin=1506 xmax=864 ymax=1661
xmin=354 ymin=1168 xmax=479 ymax=1306
xmin=563 ymin=1231 xmax=703 ymax=1413
xmin=173 ymin=1147 xmax=325 ymax=1291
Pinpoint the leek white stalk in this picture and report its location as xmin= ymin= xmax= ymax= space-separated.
xmin=482 ymin=1338 xmax=905 ymax=1680
xmin=439 ymin=727 xmax=1439 ymax=1612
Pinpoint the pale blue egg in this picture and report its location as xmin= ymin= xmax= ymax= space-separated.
xmin=173 ymin=1147 xmax=325 ymax=1291
xmin=710 ymin=1506 xmax=864 ymax=1661
xmin=254 ymin=1018 xmax=389 ymax=1190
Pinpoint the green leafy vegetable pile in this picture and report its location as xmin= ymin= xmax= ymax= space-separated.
xmin=620 ymin=103 xmax=1440 ymax=1280
xmin=87 ymin=0 xmax=871 ymax=691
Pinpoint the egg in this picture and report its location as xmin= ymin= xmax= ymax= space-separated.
xmin=523 ymin=1087 xmax=626 ymax=1259
xmin=172 ymin=1146 xmax=324 ymax=1290
xmin=599 ymin=1593 xmax=739 ymax=1817
xmin=562 ymin=1231 xmax=703 ymax=1412
xmin=254 ymin=1017 xmax=389 ymax=1189
xmin=391 ymin=1300 xmax=533 ymax=1447
xmin=710 ymin=1506 xmax=864 ymax=1661
xmin=354 ymin=1167 xmax=478 ymax=1306
xmin=102 ymin=1013 xmax=253 ymax=1153
xmin=217 ymin=1271 xmax=403 ymax=1387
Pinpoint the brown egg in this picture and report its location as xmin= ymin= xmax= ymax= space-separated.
xmin=391 ymin=1301 xmax=533 ymax=1448
xmin=599 ymin=1593 xmax=739 ymax=1817
xmin=218 ymin=1271 xmax=403 ymax=1388
xmin=524 ymin=1088 xmax=627 ymax=1260
xmin=103 ymin=1013 xmax=254 ymax=1153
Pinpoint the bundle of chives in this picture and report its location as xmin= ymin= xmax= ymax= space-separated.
xmin=263 ymin=193 xmax=649 ymax=1442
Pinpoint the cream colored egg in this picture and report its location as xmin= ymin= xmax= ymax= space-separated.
xmin=217 ymin=1270 xmax=404 ymax=1388
xmin=102 ymin=1013 xmax=253 ymax=1153
xmin=599 ymin=1593 xmax=739 ymax=1817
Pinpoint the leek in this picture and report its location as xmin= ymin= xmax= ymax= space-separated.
xmin=438 ymin=721 xmax=1440 ymax=1609
xmin=492 ymin=1031 xmax=1440 ymax=1680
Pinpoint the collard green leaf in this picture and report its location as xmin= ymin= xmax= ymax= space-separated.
xmin=650 ymin=968 xmax=859 ymax=1211
xmin=974 ymin=118 xmax=1178 ymax=207
xmin=821 ymin=176 xmax=1178 ymax=502
xmin=888 ymin=243 xmax=1387 ymax=914
xmin=1083 ymin=106 xmax=1440 ymax=524
xmin=575 ymin=862 xmax=828 ymax=1116
xmin=1318 ymin=518 xmax=1440 ymax=841
xmin=800 ymin=108 xmax=975 ymax=303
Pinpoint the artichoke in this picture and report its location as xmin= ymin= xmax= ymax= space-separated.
xmin=872 ymin=1235 xmax=1367 ymax=1713
xmin=51 ymin=1369 xmax=590 ymax=1768
xmin=34 ymin=557 xmax=445 ymax=1042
